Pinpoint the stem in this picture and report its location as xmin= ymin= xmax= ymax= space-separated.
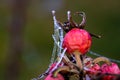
xmin=62 ymin=54 xmax=81 ymax=72
xmin=53 ymin=66 xmax=79 ymax=79
xmin=74 ymin=51 xmax=84 ymax=80
xmin=53 ymin=66 xmax=70 ymax=77
xmin=74 ymin=51 xmax=83 ymax=70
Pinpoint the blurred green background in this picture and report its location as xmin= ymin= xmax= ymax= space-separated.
xmin=0 ymin=0 xmax=120 ymax=80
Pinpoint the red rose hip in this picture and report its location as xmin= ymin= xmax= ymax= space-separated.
xmin=101 ymin=62 xmax=120 ymax=80
xmin=44 ymin=73 xmax=64 ymax=80
xmin=63 ymin=28 xmax=92 ymax=70
xmin=63 ymin=28 xmax=92 ymax=55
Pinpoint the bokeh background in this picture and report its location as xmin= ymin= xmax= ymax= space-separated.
xmin=0 ymin=0 xmax=120 ymax=80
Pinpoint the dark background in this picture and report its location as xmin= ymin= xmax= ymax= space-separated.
xmin=0 ymin=0 xmax=120 ymax=80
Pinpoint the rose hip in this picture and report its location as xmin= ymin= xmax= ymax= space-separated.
xmin=63 ymin=28 xmax=92 ymax=54
xmin=44 ymin=73 xmax=64 ymax=80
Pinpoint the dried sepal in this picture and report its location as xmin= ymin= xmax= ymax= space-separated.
xmin=53 ymin=66 xmax=70 ymax=77
xmin=93 ymin=57 xmax=111 ymax=65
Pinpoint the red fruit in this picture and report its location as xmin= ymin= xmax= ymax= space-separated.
xmin=44 ymin=73 xmax=64 ymax=80
xmin=87 ymin=64 xmax=101 ymax=75
xmin=63 ymin=28 xmax=92 ymax=54
xmin=101 ymin=62 xmax=120 ymax=74
xmin=101 ymin=62 xmax=120 ymax=80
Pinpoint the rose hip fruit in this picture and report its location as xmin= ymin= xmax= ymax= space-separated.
xmin=63 ymin=28 xmax=92 ymax=55
xmin=101 ymin=62 xmax=120 ymax=74
xmin=101 ymin=62 xmax=120 ymax=80
xmin=44 ymin=73 xmax=64 ymax=80
xmin=63 ymin=28 xmax=92 ymax=69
